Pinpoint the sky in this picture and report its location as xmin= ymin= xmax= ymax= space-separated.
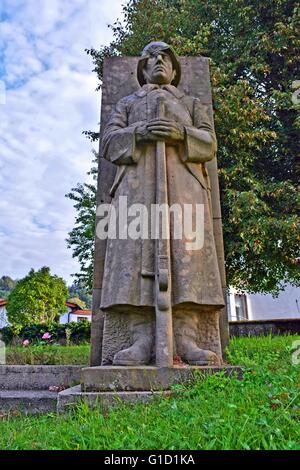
xmin=0 ymin=0 xmax=124 ymax=285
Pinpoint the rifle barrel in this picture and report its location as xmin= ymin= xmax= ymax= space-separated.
xmin=155 ymin=97 xmax=173 ymax=368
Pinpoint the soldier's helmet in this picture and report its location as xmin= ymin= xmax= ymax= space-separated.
xmin=137 ymin=41 xmax=181 ymax=87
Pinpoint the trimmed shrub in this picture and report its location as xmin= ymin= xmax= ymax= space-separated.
xmin=68 ymin=321 xmax=91 ymax=344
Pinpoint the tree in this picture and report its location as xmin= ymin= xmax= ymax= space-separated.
xmin=6 ymin=267 xmax=69 ymax=327
xmin=0 ymin=275 xmax=17 ymax=299
xmin=68 ymin=297 xmax=87 ymax=310
xmin=66 ymin=152 xmax=97 ymax=290
xmin=67 ymin=0 xmax=300 ymax=295
xmin=68 ymin=280 xmax=92 ymax=308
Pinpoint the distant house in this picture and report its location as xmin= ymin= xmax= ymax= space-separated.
xmin=0 ymin=299 xmax=91 ymax=328
xmin=60 ymin=302 xmax=92 ymax=324
xmin=227 ymin=284 xmax=300 ymax=321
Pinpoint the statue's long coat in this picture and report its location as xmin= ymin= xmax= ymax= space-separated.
xmin=100 ymin=84 xmax=224 ymax=311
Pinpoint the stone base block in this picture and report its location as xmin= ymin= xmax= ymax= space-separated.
xmin=0 ymin=365 xmax=82 ymax=390
xmin=81 ymin=365 xmax=243 ymax=392
xmin=0 ymin=390 xmax=58 ymax=414
xmin=57 ymin=385 xmax=170 ymax=413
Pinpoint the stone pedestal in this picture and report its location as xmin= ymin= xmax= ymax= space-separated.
xmin=57 ymin=365 xmax=243 ymax=413
xmin=81 ymin=365 xmax=242 ymax=392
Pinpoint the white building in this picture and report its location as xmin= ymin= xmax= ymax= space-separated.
xmin=60 ymin=302 xmax=92 ymax=323
xmin=227 ymin=284 xmax=300 ymax=321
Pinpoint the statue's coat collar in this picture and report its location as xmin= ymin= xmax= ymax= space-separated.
xmin=135 ymin=83 xmax=184 ymax=99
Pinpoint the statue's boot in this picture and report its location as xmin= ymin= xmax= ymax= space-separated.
xmin=113 ymin=313 xmax=152 ymax=366
xmin=174 ymin=311 xmax=221 ymax=366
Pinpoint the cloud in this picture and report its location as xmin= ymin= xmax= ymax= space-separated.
xmin=0 ymin=0 xmax=124 ymax=283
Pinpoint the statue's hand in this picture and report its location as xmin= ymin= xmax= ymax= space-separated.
xmin=135 ymin=124 xmax=160 ymax=144
xmin=147 ymin=118 xmax=185 ymax=143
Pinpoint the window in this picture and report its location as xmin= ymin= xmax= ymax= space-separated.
xmin=77 ymin=317 xmax=86 ymax=323
xmin=234 ymin=294 xmax=248 ymax=320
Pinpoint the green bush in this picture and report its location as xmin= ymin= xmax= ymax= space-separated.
xmin=0 ymin=321 xmax=90 ymax=345
xmin=68 ymin=321 xmax=91 ymax=344
xmin=0 ymin=326 xmax=14 ymax=344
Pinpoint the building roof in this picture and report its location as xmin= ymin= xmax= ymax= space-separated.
xmin=72 ymin=310 xmax=92 ymax=316
xmin=65 ymin=301 xmax=81 ymax=309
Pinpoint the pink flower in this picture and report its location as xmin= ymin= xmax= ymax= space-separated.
xmin=42 ymin=332 xmax=51 ymax=340
xmin=23 ymin=339 xmax=30 ymax=347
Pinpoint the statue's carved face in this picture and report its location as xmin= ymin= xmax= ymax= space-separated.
xmin=143 ymin=51 xmax=176 ymax=85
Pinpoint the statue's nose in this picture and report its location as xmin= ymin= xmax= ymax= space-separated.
xmin=156 ymin=54 xmax=164 ymax=63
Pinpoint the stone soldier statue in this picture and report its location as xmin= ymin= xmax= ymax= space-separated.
xmin=100 ymin=42 xmax=225 ymax=366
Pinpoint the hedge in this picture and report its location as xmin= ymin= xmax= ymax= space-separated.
xmin=0 ymin=321 xmax=91 ymax=345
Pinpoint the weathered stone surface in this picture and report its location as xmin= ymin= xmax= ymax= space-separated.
xmin=101 ymin=308 xmax=222 ymax=365
xmin=174 ymin=308 xmax=222 ymax=358
xmin=101 ymin=309 xmax=155 ymax=365
xmin=81 ymin=365 xmax=243 ymax=392
xmin=89 ymin=289 xmax=104 ymax=366
xmin=57 ymin=384 xmax=170 ymax=413
xmin=0 ymin=365 xmax=82 ymax=390
xmin=91 ymin=42 xmax=229 ymax=367
xmin=0 ymin=390 xmax=58 ymax=414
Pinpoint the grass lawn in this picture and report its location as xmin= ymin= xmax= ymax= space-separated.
xmin=5 ymin=344 xmax=90 ymax=365
xmin=0 ymin=335 xmax=300 ymax=450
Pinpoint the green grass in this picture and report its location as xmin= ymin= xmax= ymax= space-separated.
xmin=0 ymin=335 xmax=300 ymax=450
xmin=6 ymin=344 xmax=90 ymax=365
